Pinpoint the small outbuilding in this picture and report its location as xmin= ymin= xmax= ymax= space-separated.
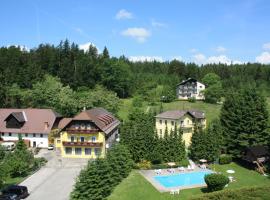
xmin=242 ymin=146 xmax=270 ymax=163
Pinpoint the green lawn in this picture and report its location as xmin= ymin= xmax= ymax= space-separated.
xmin=1 ymin=176 xmax=26 ymax=190
xmin=118 ymin=99 xmax=222 ymax=123
xmin=108 ymin=162 xmax=270 ymax=200
xmin=118 ymin=98 xmax=270 ymax=123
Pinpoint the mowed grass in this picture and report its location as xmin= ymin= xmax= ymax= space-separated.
xmin=118 ymin=99 xmax=222 ymax=123
xmin=108 ymin=163 xmax=270 ymax=200
xmin=118 ymin=98 xmax=270 ymax=123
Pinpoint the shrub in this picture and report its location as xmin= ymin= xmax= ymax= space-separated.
xmin=204 ymin=173 xmax=229 ymax=192
xmin=188 ymin=97 xmax=196 ymax=103
xmin=179 ymin=158 xmax=189 ymax=167
xmin=219 ymin=154 xmax=232 ymax=165
xmin=136 ymin=160 xmax=151 ymax=169
xmin=33 ymin=157 xmax=47 ymax=170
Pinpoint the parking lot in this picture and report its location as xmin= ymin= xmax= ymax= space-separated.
xmin=20 ymin=149 xmax=88 ymax=200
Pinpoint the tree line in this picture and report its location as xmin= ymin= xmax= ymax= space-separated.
xmin=1 ymin=40 xmax=270 ymax=110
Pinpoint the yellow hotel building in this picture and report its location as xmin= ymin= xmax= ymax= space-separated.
xmin=155 ymin=110 xmax=206 ymax=146
xmin=55 ymin=108 xmax=120 ymax=158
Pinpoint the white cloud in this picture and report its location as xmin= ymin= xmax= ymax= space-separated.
xmin=172 ymin=56 xmax=183 ymax=61
xmin=256 ymin=52 xmax=270 ymax=64
xmin=115 ymin=9 xmax=133 ymax=20
xmin=193 ymin=53 xmax=206 ymax=64
xmin=121 ymin=27 xmax=151 ymax=43
xmin=129 ymin=56 xmax=163 ymax=62
xmin=79 ymin=42 xmax=99 ymax=52
xmin=263 ymin=43 xmax=270 ymax=50
xmin=151 ymin=20 xmax=167 ymax=28
xmin=193 ymin=53 xmax=242 ymax=65
xmin=215 ymin=46 xmax=226 ymax=53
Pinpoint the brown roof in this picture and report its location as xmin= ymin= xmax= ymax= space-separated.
xmin=60 ymin=108 xmax=120 ymax=134
xmin=155 ymin=110 xmax=205 ymax=119
xmin=0 ymin=108 xmax=61 ymax=134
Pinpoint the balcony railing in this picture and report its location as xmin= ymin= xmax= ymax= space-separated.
xmin=66 ymin=128 xmax=99 ymax=134
xmin=62 ymin=141 xmax=102 ymax=147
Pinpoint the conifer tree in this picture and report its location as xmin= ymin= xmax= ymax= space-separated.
xmin=220 ymin=87 xmax=270 ymax=157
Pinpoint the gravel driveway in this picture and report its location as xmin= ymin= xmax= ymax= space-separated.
xmin=20 ymin=149 xmax=88 ymax=200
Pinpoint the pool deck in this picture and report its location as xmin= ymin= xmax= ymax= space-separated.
xmin=139 ymin=168 xmax=212 ymax=192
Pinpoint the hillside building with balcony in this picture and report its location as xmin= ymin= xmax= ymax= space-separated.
xmin=55 ymin=108 xmax=120 ymax=158
xmin=155 ymin=110 xmax=206 ymax=146
xmin=176 ymin=78 xmax=205 ymax=100
xmin=0 ymin=109 xmax=62 ymax=148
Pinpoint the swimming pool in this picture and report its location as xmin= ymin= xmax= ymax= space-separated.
xmin=154 ymin=170 xmax=212 ymax=188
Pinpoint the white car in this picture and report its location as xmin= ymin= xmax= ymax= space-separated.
xmin=47 ymin=144 xmax=54 ymax=150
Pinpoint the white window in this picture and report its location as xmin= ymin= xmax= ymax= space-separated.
xmin=40 ymin=134 xmax=43 ymax=138
xmin=80 ymin=123 xmax=86 ymax=130
xmin=81 ymin=137 xmax=84 ymax=142
xmin=91 ymin=136 xmax=96 ymax=142
xmin=33 ymin=133 xmax=36 ymax=137
xmin=2 ymin=133 xmax=5 ymax=136
xmin=159 ymin=120 xmax=162 ymax=125
xmin=86 ymin=124 xmax=91 ymax=130
xmin=171 ymin=121 xmax=174 ymax=126
xmin=75 ymin=124 xmax=79 ymax=129
xmin=25 ymin=133 xmax=28 ymax=137
xmin=9 ymin=133 xmax=12 ymax=136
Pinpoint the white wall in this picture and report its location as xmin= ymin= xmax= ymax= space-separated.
xmin=1 ymin=133 xmax=48 ymax=148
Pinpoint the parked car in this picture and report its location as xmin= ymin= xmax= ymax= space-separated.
xmin=47 ymin=144 xmax=54 ymax=150
xmin=2 ymin=185 xmax=29 ymax=199
xmin=0 ymin=194 xmax=19 ymax=200
xmin=1 ymin=142 xmax=15 ymax=151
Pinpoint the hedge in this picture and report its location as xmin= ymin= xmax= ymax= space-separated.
xmin=190 ymin=186 xmax=270 ymax=200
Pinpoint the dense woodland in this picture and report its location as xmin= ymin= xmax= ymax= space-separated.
xmin=1 ymin=40 xmax=270 ymax=116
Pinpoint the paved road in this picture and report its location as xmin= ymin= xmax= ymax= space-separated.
xmin=20 ymin=149 xmax=88 ymax=200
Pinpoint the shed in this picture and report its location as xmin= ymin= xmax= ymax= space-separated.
xmin=242 ymin=146 xmax=270 ymax=163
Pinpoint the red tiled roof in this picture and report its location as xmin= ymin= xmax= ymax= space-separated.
xmin=0 ymin=108 xmax=61 ymax=134
xmin=60 ymin=108 xmax=120 ymax=134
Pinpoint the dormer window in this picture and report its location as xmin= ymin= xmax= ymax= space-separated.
xmin=86 ymin=124 xmax=91 ymax=130
xmin=75 ymin=124 xmax=79 ymax=129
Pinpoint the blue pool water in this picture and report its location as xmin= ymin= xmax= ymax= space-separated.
xmin=154 ymin=171 xmax=212 ymax=188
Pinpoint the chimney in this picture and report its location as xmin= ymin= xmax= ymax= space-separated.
xmin=44 ymin=122 xmax=49 ymax=130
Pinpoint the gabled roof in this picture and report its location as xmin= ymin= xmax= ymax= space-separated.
xmin=177 ymin=78 xmax=204 ymax=86
xmin=246 ymin=146 xmax=269 ymax=157
xmin=5 ymin=111 xmax=27 ymax=123
xmin=0 ymin=108 xmax=61 ymax=134
xmin=155 ymin=110 xmax=205 ymax=119
xmin=59 ymin=108 xmax=120 ymax=135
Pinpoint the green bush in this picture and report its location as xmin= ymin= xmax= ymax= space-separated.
xmin=179 ymin=158 xmax=189 ymax=167
xmin=33 ymin=157 xmax=47 ymax=170
xmin=136 ymin=160 xmax=152 ymax=169
xmin=204 ymin=173 xmax=229 ymax=192
xmin=219 ymin=154 xmax=232 ymax=165
xmin=188 ymin=97 xmax=196 ymax=103
xmin=191 ymin=186 xmax=270 ymax=200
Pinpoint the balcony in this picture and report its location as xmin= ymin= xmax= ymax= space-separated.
xmin=62 ymin=141 xmax=103 ymax=147
xmin=66 ymin=128 xmax=99 ymax=134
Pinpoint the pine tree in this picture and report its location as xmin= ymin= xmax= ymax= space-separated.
xmin=220 ymin=87 xmax=270 ymax=157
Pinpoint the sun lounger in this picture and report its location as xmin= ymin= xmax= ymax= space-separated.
xmin=170 ymin=189 xmax=180 ymax=195
xmin=178 ymin=166 xmax=185 ymax=172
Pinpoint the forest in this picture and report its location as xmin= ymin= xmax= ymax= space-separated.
xmin=1 ymin=39 xmax=270 ymax=116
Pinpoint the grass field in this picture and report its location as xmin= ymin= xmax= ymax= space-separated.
xmin=118 ymin=99 xmax=222 ymax=123
xmin=118 ymin=98 xmax=270 ymax=123
xmin=108 ymin=163 xmax=270 ymax=200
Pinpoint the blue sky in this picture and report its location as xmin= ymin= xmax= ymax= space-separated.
xmin=1 ymin=0 xmax=270 ymax=64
